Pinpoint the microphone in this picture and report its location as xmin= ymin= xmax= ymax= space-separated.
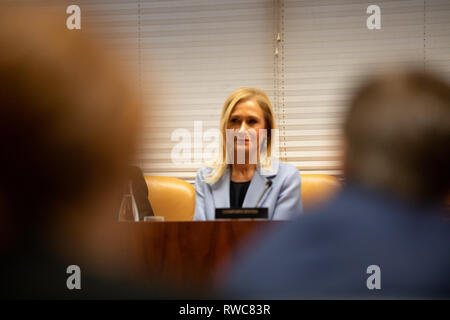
xmin=255 ymin=180 xmax=273 ymax=207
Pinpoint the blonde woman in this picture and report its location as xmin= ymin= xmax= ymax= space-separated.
xmin=194 ymin=88 xmax=302 ymax=220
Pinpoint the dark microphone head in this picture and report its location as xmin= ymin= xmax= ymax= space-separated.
xmin=267 ymin=180 xmax=273 ymax=187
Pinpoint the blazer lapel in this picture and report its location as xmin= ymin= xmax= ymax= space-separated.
xmin=212 ymin=161 xmax=280 ymax=208
xmin=242 ymin=160 xmax=279 ymax=208
xmin=242 ymin=170 xmax=268 ymax=208
xmin=211 ymin=167 xmax=230 ymax=208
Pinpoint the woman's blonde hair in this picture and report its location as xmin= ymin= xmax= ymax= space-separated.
xmin=204 ymin=88 xmax=276 ymax=184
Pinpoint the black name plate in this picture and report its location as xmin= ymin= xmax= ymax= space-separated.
xmin=215 ymin=207 xmax=268 ymax=219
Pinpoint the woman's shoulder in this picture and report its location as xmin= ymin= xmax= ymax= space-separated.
xmin=196 ymin=166 xmax=215 ymax=181
xmin=277 ymin=161 xmax=300 ymax=175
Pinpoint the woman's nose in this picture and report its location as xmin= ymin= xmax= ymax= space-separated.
xmin=239 ymin=121 xmax=248 ymax=132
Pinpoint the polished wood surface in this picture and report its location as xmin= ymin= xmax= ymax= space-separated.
xmin=122 ymin=221 xmax=285 ymax=291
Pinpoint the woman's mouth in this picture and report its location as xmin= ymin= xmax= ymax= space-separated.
xmin=237 ymin=138 xmax=249 ymax=143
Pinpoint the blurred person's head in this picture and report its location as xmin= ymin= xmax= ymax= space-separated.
xmin=0 ymin=7 xmax=140 ymax=246
xmin=0 ymin=8 xmax=192 ymax=300
xmin=344 ymin=69 xmax=450 ymax=205
xmin=205 ymin=88 xmax=276 ymax=183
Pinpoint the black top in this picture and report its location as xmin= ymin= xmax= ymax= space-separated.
xmin=230 ymin=180 xmax=251 ymax=208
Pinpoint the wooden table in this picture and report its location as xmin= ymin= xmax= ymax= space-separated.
xmin=122 ymin=221 xmax=285 ymax=292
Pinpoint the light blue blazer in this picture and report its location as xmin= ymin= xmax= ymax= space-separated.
xmin=194 ymin=161 xmax=302 ymax=220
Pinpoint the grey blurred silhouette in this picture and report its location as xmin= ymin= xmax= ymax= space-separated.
xmin=220 ymin=69 xmax=450 ymax=299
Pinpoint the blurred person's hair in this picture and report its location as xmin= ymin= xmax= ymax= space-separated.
xmin=344 ymin=69 xmax=450 ymax=205
xmin=0 ymin=7 xmax=140 ymax=235
xmin=204 ymin=88 xmax=276 ymax=184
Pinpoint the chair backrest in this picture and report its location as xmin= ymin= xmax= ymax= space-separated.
xmin=144 ymin=176 xmax=195 ymax=221
xmin=300 ymin=174 xmax=340 ymax=212
xmin=145 ymin=174 xmax=340 ymax=220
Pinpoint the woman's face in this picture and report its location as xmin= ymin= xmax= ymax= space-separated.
xmin=227 ymin=99 xmax=266 ymax=163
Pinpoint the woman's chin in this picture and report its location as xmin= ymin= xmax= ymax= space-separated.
xmin=234 ymin=146 xmax=249 ymax=153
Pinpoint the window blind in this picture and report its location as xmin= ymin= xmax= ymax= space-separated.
xmin=137 ymin=0 xmax=276 ymax=182
xmin=7 ymin=0 xmax=450 ymax=182
xmin=7 ymin=0 xmax=277 ymax=184
xmin=282 ymin=0 xmax=433 ymax=176
xmin=426 ymin=0 xmax=450 ymax=82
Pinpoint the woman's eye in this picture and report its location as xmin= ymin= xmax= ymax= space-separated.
xmin=248 ymin=119 xmax=257 ymax=124
xmin=230 ymin=118 xmax=238 ymax=123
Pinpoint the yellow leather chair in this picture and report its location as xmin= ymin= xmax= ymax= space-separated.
xmin=144 ymin=176 xmax=195 ymax=221
xmin=300 ymin=174 xmax=340 ymax=212
xmin=145 ymin=174 xmax=340 ymax=220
